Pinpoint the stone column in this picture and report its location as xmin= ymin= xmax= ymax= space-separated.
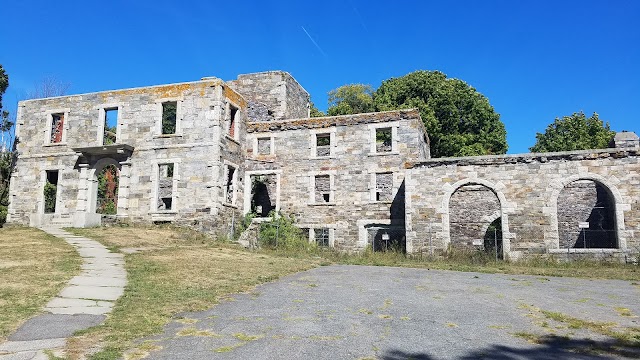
xmin=76 ymin=164 xmax=90 ymax=213
xmin=117 ymin=161 xmax=132 ymax=218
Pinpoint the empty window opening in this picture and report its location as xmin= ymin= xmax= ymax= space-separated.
xmin=257 ymin=137 xmax=271 ymax=155
xmin=315 ymin=228 xmax=330 ymax=247
xmin=97 ymin=164 xmax=119 ymax=214
xmin=375 ymin=127 xmax=392 ymax=153
xmin=103 ymin=108 xmax=118 ymax=144
xmin=251 ymin=174 xmax=277 ymax=217
xmin=375 ymin=172 xmax=393 ymax=201
xmin=225 ymin=165 xmax=236 ymax=204
xmin=228 ymin=105 xmax=238 ymax=138
xmin=44 ymin=170 xmax=59 ymax=213
xmin=157 ymin=163 xmax=174 ymax=211
xmin=483 ymin=218 xmax=503 ymax=260
xmin=557 ymin=180 xmax=617 ymax=249
xmin=50 ymin=113 xmax=64 ymax=143
xmin=449 ymin=184 xmax=502 ymax=252
xmin=316 ymin=133 xmax=331 ymax=157
xmin=161 ymin=101 xmax=177 ymax=135
xmin=314 ymin=175 xmax=331 ymax=203
xmin=366 ymin=225 xmax=405 ymax=252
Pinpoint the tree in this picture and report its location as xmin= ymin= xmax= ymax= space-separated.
xmin=374 ymin=70 xmax=507 ymax=158
xmin=327 ymin=84 xmax=375 ymax=116
xmin=529 ymin=112 xmax=615 ymax=153
xmin=309 ymin=101 xmax=325 ymax=117
xmin=27 ymin=75 xmax=70 ymax=99
xmin=0 ymin=65 xmax=13 ymax=225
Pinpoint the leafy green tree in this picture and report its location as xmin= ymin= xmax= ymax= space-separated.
xmin=529 ymin=112 xmax=615 ymax=152
xmin=309 ymin=101 xmax=325 ymax=117
xmin=327 ymin=84 xmax=375 ymax=116
xmin=374 ymin=70 xmax=507 ymax=158
xmin=0 ymin=65 xmax=11 ymax=225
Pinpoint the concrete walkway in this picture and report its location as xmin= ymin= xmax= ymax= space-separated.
xmin=0 ymin=226 xmax=127 ymax=360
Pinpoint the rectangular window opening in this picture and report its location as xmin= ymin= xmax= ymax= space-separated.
xmin=376 ymin=127 xmax=392 ymax=153
xmin=51 ymin=113 xmax=64 ymax=143
xmin=257 ymin=137 xmax=271 ymax=155
xmin=225 ymin=165 xmax=236 ymax=204
xmin=316 ymin=133 xmax=331 ymax=157
xmin=157 ymin=163 xmax=174 ymax=211
xmin=375 ymin=172 xmax=393 ymax=202
xmin=44 ymin=170 xmax=59 ymax=213
xmin=161 ymin=101 xmax=177 ymax=135
xmin=228 ymin=105 xmax=238 ymax=138
xmin=314 ymin=175 xmax=331 ymax=203
xmin=315 ymin=228 xmax=330 ymax=247
xmin=104 ymin=108 xmax=118 ymax=144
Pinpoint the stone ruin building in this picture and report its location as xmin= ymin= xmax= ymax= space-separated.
xmin=7 ymin=71 xmax=640 ymax=261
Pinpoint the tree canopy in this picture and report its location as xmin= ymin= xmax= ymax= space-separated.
xmin=529 ymin=111 xmax=615 ymax=153
xmin=327 ymin=84 xmax=375 ymax=116
xmin=309 ymin=101 xmax=325 ymax=117
xmin=0 ymin=65 xmax=8 ymax=111
xmin=325 ymin=71 xmax=507 ymax=158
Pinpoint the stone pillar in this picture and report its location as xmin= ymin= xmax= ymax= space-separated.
xmin=76 ymin=164 xmax=90 ymax=212
xmin=117 ymin=161 xmax=132 ymax=218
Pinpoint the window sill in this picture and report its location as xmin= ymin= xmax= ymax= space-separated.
xmin=222 ymin=202 xmax=238 ymax=209
xmin=369 ymin=151 xmax=400 ymax=157
xmin=154 ymin=134 xmax=183 ymax=139
xmin=311 ymin=156 xmax=336 ymax=160
xmin=308 ymin=202 xmax=337 ymax=206
xmin=224 ymin=135 xmax=240 ymax=145
xmin=43 ymin=142 xmax=67 ymax=147
xmin=150 ymin=210 xmax=178 ymax=215
xmin=369 ymin=200 xmax=393 ymax=205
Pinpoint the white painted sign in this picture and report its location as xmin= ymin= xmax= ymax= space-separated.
xmin=578 ymin=222 xmax=590 ymax=229
xmin=472 ymin=239 xmax=483 ymax=246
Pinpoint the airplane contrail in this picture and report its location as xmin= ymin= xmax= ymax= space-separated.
xmin=301 ymin=26 xmax=328 ymax=58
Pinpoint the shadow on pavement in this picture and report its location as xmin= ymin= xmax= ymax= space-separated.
xmin=382 ymin=335 xmax=640 ymax=359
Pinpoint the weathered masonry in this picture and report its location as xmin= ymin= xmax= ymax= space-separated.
xmin=405 ymin=143 xmax=640 ymax=261
xmin=7 ymin=70 xmax=640 ymax=260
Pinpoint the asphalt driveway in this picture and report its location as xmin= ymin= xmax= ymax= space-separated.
xmin=142 ymin=265 xmax=640 ymax=359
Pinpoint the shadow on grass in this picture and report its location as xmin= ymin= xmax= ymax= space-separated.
xmin=382 ymin=335 xmax=640 ymax=359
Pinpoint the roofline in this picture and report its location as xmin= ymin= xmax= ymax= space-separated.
xmin=19 ymin=78 xmax=225 ymax=104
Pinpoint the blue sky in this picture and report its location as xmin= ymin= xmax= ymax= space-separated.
xmin=2 ymin=0 xmax=638 ymax=154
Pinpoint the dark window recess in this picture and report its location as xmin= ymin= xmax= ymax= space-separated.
xmin=51 ymin=113 xmax=64 ymax=143
xmin=161 ymin=101 xmax=177 ymax=135
xmin=250 ymin=174 xmax=277 ymax=217
xmin=315 ymin=228 xmax=330 ymax=247
xmin=103 ymin=108 xmax=118 ymax=144
xmin=316 ymin=134 xmax=331 ymax=156
xmin=157 ymin=163 xmax=174 ymax=210
xmin=44 ymin=170 xmax=59 ymax=213
xmin=228 ymin=106 xmax=238 ymax=137
xmin=225 ymin=166 xmax=236 ymax=204
xmin=314 ymin=175 xmax=331 ymax=203
xmin=375 ymin=128 xmax=392 ymax=152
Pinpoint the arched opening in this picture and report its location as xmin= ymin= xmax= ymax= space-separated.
xmin=96 ymin=164 xmax=119 ymax=215
xmin=449 ymin=184 xmax=503 ymax=256
xmin=557 ymin=179 xmax=617 ymax=249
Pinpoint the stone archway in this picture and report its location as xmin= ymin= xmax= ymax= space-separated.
xmin=441 ymin=178 xmax=511 ymax=258
xmin=557 ymin=179 xmax=617 ymax=249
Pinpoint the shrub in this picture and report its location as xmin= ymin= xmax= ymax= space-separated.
xmin=258 ymin=212 xmax=314 ymax=251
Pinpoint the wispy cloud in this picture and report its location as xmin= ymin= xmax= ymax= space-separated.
xmin=301 ymin=26 xmax=328 ymax=58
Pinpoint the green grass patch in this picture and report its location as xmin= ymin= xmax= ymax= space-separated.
xmin=0 ymin=227 xmax=81 ymax=340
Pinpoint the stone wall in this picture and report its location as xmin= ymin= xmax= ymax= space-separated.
xmin=405 ymin=148 xmax=640 ymax=260
xmin=8 ymin=79 xmax=247 ymax=234
xmin=245 ymin=109 xmax=429 ymax=251
xmin=228 ymin=71 xmax=310 ymax=121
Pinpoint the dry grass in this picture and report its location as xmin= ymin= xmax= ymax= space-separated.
xmin=65 ymin=225 xmax=318 ymax=360
xmin=0 ymin=227 xmax=81 ymax=340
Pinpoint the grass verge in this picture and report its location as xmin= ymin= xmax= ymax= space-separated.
xmin=0 ymin=226 xmax=81 ymax=340
xmin=64 ymin=225 xmax=319 ymax=360
xmin=263 ymin=246 xmax=640 ymax=281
